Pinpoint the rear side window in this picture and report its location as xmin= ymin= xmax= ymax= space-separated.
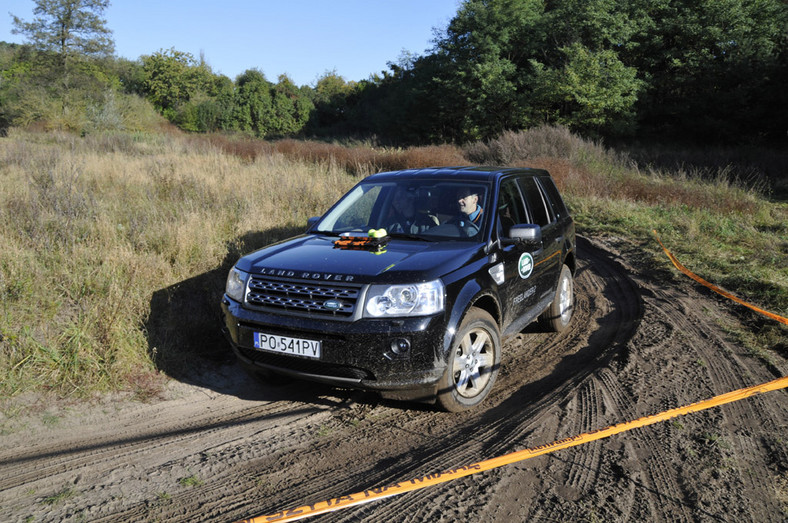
xmin=518 ymin=177 xmax=554 ymax=227
xmin=537 ymin=176 xmax=569 ymax=218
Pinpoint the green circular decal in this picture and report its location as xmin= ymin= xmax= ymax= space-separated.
xmin=518 ymin=253 xmax=534 ymax=279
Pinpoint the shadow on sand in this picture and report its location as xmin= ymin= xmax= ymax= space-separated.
xmin=143 ymin=225 xmax=355 ymax=404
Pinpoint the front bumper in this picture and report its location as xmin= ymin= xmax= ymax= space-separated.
xmin=220 ymin=296 xmax=448 ymax=398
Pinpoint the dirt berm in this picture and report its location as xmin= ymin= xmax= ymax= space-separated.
xmin=1 ymin=235 xmax=786 ymax=522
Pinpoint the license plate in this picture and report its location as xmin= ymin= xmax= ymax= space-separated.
xmin=253 ymin=332 xmax=321 ymax=359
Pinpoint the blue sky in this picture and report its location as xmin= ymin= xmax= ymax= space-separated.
xmin=1 ymin=0 xmax=461 ymax=86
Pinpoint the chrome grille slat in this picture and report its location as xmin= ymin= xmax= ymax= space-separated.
xmin=246 ymin=276 xmax=360 ymax=317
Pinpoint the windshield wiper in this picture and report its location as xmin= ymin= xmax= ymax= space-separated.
xmin=387 ymin=232 xmax=436 ymax=242
xmin=312 ymin=229 xmax=341 ymax=236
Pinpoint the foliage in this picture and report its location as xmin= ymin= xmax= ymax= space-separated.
xmin=141 ymin=48 xmax=210 ymax=117
xmin=428 ymin=0 xmax=545 ymax=141
xmin=527 ymin=43 xmax=643 ymax=136
xmin=308 ymin=70 xmax=356 ymax=131
xmin=230 ymin=69 xmax=274 ymax=136
xmin=621 ymin=0 xmax=788 ymax=141
xmin=269 ymin=74 xmax=314 ymax=137
xmin=2 ymin=0 xmax=788 ymax=143
xmin=338 ymin=0 xmax=788 ymax=144
xmin=230 ymin=70 xmax=313 ymax=138
xmin=9 ymin=0 xmax=115 ymax=105
xmin=11 ymin=0 xmax=114 ymax=62
xmin=4 ymin=1 xmax=115 ymax=132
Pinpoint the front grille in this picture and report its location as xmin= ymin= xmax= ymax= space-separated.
xmin=246 ymin=276 xmax=361 ymax=318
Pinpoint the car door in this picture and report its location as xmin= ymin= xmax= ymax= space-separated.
xmin=494 ymin=177 xmax=545 ymax=330
xmin=518 ymin=176 xmax=562 ymax=302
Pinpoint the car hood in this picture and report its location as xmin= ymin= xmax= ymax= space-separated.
xmin=235 ymin=234 xmax=484 ymax=284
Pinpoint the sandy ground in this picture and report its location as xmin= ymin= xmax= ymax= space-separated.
xmin=1 ymin=235 xmax=786 ymax=522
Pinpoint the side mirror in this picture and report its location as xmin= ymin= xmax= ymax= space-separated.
xmin=508 ymin=224 xmax=542 ymax=245
xmin=306 ymin=216 xmax=320 ymax=231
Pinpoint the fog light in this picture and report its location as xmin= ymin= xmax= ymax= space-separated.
xmin=390 ymin=338 xmax=411 ymax=355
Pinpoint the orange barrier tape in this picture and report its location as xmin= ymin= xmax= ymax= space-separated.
xmin=653 ymin=230 xmax=787 ymax=326
xmin=239 ymin=375 xmax=788 ymax=523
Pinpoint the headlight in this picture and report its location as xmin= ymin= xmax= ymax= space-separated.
xmin=225 ymin=267 xmax=249 ymax=302
xmin=364 ymin=279 xmax=445 ymax=318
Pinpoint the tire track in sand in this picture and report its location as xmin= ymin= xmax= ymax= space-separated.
xmin=292 ymin=237 xmax=647 ymax=523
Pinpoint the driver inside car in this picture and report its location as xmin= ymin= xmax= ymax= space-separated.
xmin=449 ymin=186 xmax=484 ymax=235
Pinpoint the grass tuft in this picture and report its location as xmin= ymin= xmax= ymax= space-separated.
xmin=178 ymin=474 xmax=203 ymax=488
xmin=41 ymin=485 xmax=78 ymax=505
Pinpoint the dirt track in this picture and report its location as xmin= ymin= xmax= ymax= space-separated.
xmin=1 ymin=235 xmax=786 ymax=522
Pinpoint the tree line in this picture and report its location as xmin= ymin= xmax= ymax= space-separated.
xmin=2 ymin=0 xmax=786 ymax=145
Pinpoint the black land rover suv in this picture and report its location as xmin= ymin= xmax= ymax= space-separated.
xmin=221 ymin=167 xmax=576 ymax=411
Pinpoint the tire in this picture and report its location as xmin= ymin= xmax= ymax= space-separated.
xmin=437 ymin=308 xmax=501 ymax=412
xmin=540 ymin=264 xmax=574 ymax=332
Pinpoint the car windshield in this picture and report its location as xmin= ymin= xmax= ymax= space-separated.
xmin=314 ymin=179 xmax=491 ymax=240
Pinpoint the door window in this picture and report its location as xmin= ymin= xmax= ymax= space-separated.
xmin=497 ymin=178 xmax=527 ymax=237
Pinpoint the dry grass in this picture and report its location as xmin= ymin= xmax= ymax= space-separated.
xmin=466 ymin=126 xmax=766 ymax=215
xmin=0 ymin=125 xmax=784 ymax=399
xmin=0 ymin=129 xmax=361 ymax=397
xmin=196 ymin=134 xmax=468 ymax=174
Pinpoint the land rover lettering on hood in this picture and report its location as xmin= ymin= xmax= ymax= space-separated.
xmin=221 ymin=166 xmax=576 ymax=411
